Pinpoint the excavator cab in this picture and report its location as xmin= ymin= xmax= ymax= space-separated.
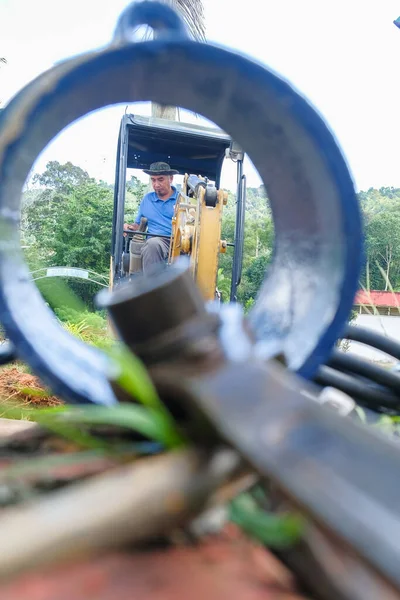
xmin=111 ymin=114 xmax=246 ymax=301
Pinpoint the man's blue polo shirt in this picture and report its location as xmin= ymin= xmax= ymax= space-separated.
xmin=134 ymin=187 xmax=177 ymax=237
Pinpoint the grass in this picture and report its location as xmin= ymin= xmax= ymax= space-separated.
xmin=0 ymin=363 xmax=61 ymax=410
xmin=1 ymin=338 xmax=186 ymax=452
xmin=230 ymin=491 xmax=304 ymax=548
xmin=0 ymin=299 xmax=186 ymax=449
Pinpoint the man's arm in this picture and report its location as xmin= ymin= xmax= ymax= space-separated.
xmin=124 ymin=200 xmax=143 ymax=233
xmin=123 ymin=222 xmax=139 ymax=232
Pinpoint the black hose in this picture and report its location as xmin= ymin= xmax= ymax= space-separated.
xmin=314 ymin=366 xmax=400 ymax=412
xmin=314 ymin=325 xmax=400 ymax=413
xmin=344 ymin=325 xmax=400 ymax=361
xmin=327 ymin=350 xmax=400 ymax=395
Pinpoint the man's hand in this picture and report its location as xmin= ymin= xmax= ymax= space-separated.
xmin=123 ymin=222 xmax=139 ymax=236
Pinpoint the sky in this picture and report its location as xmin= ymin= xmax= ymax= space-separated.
xmin=0 ymin=0 xmax=399 ymax=192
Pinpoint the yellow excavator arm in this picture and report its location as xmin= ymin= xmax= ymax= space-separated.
xmin=169 ymin=174 xmax=228 ymax=301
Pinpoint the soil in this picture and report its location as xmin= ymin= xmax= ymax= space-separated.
xmin=0 ymin=365 xmax=62 ymax=409
xmin=1 ymin=525 xmax=307 ymax=600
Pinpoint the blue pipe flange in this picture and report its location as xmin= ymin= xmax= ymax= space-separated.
xmin=0 ymin=1 xmax=362 ymax=404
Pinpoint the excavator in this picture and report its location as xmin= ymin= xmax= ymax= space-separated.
xmin=110 ymin=114 xmax=246 ymax=301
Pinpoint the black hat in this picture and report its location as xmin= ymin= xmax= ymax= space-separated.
xmin=143 ymin=161 xmax=179 ymax=176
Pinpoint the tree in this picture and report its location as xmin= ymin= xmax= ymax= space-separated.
xmin=217 ymin=186 xmax=274 ymax=305
xmin=23 ymin=161 xmax=148 ymax=308
xmin=364 ymin=212 xmax=400 ymax=290
xmin=353 ymin=187 xmax=400 ymax=291
xmin=358 ymin=187 xmax=400 ymax=219
xmin=239 ymin=255 xmax=272 ymax=305
xmin=25 ymin=177 xmax=114 ymax=272
xmin=24 ymin=163 xmax=112 ymax=308
xmin=32 ymin=161 xmax=94 ymax=195
xmin=48 ymin=183 xmax=113 ymax=273
xmin=124 ymin=175 xmax=147 ymax=224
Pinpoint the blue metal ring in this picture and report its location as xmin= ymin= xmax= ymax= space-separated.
xmin=0 ymin=341 xmax=16 ymax=366
xmin=113 ymin=1 xmax=190 ymax=43
xmin=0 ymin=2 xmax=362 ymax=403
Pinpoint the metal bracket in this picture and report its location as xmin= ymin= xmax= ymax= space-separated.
xmin=0 ymin=0 xmax=362 ymax=403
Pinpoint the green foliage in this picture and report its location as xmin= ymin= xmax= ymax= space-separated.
xmin=244 ymin=297 xmax=255 ymax=314
xmin=240 ymin=255 xmax=271 ymax=305
xmin=218 ymin=186 xmax=274 ymax=306
xmin=3 ymin=343 xmax=185 ymax=451
xmin=23 ymin=159 xmax=400 ymax=318
xmin=45 ymin=183 xmax=112 ymax=272
xmin=51 ymin=303 xmax=111 ymax=350
xmin=62 ymin=320 xmax=112 ymax=351
xmin=230 ymin=491 xmax=304 ymax=549
xmin=55 ymin=307 xmax=106 ymax=330
xmin=32 ymin=161 xmax=94 ymax=195
xmin=217 ymin=268 xmax=231 ymax=300
xmin=106 ymin=344 xmax=186 ymax=448
xmin=358 ymin=186 xmax=400 ymax=218
xmin=221 ymin=184 xmax=400 ymax=301
xmin=24 ymin=179 xmax=113 ymax=310
xmin=358 ymin=187 xmax=400 ymax=290
xmin=125 ymin=175 xmax=147 ymax=222
xmin=364 ymin=211 xmax=400 ymax=290
xmin=23 ymin=162 xmax=145 ymax=310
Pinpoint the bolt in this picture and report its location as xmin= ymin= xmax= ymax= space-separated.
xmin=96 ymin=259 xmax=220 ymax=365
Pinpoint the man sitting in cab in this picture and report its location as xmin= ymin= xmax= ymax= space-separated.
xmin=124 ymin=162 xmax=179 ymax=273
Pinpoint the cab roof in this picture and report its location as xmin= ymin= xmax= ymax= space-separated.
xmin=123 ymin=114 xmax=231 ymax=184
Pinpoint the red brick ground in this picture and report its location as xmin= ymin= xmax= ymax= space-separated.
xmin=1 ymin=526 xmax=307 ymax=600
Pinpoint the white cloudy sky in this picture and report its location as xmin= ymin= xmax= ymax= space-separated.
xmin=0 ymin=0 xmax=399 ymax=191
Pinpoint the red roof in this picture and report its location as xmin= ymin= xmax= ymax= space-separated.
xmin=354 ymin=290 xmax=400 ymax=308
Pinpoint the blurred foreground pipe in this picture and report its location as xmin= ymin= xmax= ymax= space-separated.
xmin=0 ymin=448 xmax=244 ymax=580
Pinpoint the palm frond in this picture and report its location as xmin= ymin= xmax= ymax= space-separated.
xmin=139 ymin=1 xmax=206 ymax=120
xmin=172 ymin=0 xmax=206 ymax=41
xmin=141 ymin=0 xmax=205 ymax=42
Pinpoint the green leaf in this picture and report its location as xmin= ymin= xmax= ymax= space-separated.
xmin=230 ymin=493 xmax=304 ymax=549
xmin=14 ymin=386 xmax=52 ymax=398
xmin=107 ymin=345 xmax=161 ymax=410
xmin=1 ymin=404 xmax=110 ymax=451
xmin=373 ymin=414 xmax=397 ymax=436
xmin=355 ymin=406 xmax=367 ymax=423
xmin=53 ymin=404 xmax=184 ymax=449
xmin=106 ymin=344 xmax=186 ymax=448
xmin=2 ymin=400 xmax=184 ymax=450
